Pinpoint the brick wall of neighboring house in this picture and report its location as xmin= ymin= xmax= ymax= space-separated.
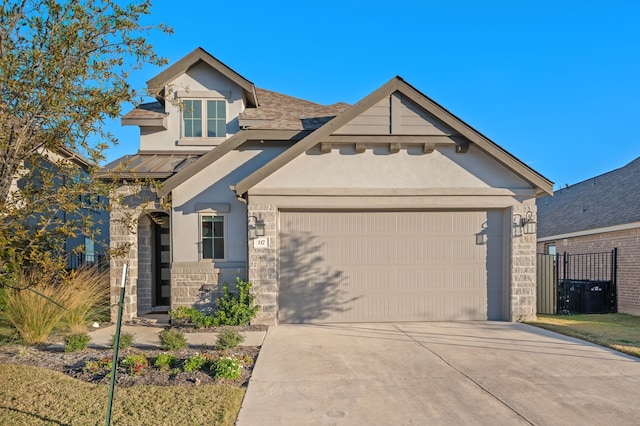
xmin=537 ymin=227 xmax=640 ymax=315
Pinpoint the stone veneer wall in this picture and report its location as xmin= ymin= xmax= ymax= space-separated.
xmin=170 ymin=262 xmax=220 ymax=313
xmin=247 ymin=204 xmax=278 ymax=324
xmin=109 ymin=185 xmax=164 ymax=321
xmin=537 ymin=227 xmax=640 ymax=316
xmin=510 ymin=204 xmax=538 ymax=322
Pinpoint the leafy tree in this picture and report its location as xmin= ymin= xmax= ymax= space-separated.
xmin=0 ymin=0 xmax=171 ymax=287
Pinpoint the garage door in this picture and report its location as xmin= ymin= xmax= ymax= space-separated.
xmin=279 ymin=210 xmax=504 ymax=323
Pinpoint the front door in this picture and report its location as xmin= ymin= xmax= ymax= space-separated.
xmin=153 ymin=214 xmax=171 ymax=307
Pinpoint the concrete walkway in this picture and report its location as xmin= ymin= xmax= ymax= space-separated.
xmin=236 ymin=322 xmax=640 ymax=425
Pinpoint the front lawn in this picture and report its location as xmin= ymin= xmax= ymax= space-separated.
xmin=528 ymin=313 xmax=640 ymax=358
xmin=0 ymin=363 xmax=244 ymax=425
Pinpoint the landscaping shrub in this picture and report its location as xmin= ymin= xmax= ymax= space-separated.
xmin=183 ymin=353 xmax=208 ymax=372
xmin=211 ymin=356 xmax=242 ymax=380
xmin=169 ymin=306 xmax=214 ymax=328
xmin=63 ymin=333 xmax=90 ymax=352
xmin=213 ymin=278 xmax=259 ymax=326
xmin=215 ymin=328 xmax=244 ymax=350
xmin=62 ymin=266 xmax=110 ymax=333
xmin=83 ymin=356 xmax=112 ymax=374
xmin=0 ymin=268 xmax=69 ymax=344
xmin=0 ymin=265 xmax=109 ymax=344
xmin=121 ymin=353 xmax=149 ymax=376
xmin=153 ymin=353 xmax=178 ymax=371
xmin=109 ymin=331 xmax=134 ymax=349
xmin=159 ymin=329 xmax=188 ymax=350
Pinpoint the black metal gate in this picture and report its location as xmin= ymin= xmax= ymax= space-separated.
xmin=557 ymin=249 xmax=617 ymax=314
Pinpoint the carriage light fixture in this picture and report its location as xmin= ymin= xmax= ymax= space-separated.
xmin=248 ymin=215 xmax=265 ymax=238
xmin=521 ymin=211 xmax=537 ymax=235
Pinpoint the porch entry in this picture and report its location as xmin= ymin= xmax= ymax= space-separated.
xmin=152 ymin=213 xmax=171 ymax=307
xmin=537 ymin=249 xmax=617 ymax=315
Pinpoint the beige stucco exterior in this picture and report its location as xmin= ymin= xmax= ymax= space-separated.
xmin=106 ymin=47 xmax=550 ymax=323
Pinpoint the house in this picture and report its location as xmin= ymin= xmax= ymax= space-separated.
xmin=537 ymin=157 xmax=640 ymax=315
xmin=101 ymin=47 xmax=552 ymax=325
xmin=10 ymin=146 xmax=109 ymax=270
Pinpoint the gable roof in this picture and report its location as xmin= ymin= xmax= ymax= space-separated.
xmin=537 ymin=157 xmax=640 ymax=238
xmin=146 ymin=47 xmax=259 ymax=107
xmin=232 ymin=76 xmax=554 ymax=197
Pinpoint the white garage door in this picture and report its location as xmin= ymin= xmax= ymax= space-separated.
xmin=279 ymin=210 xmax=504 ymax=323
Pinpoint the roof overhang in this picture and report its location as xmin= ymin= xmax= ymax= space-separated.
xmin=157 ymin=129 xmax=311 ymax=197
xmin=232 ymin=77 xmax=554 ymax=198
xmin=146 ymin=47 xmax=259 ymax=107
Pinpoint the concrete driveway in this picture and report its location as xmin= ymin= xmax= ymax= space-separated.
xmin=236 ymin=322 xmax=640 ymax=425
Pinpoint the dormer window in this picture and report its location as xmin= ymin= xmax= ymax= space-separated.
xmin=182 ymin=99 xmax=226 ymax=138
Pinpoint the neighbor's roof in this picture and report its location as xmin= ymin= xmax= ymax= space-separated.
xmin=537 ymin=157 xmax=640 ymax=238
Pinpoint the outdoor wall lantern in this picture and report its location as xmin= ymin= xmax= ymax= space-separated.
xmin=522 ymin=211 xmax=537 ymax=235
xmin=475 ymin=232 xmax=487 ymax=245
xmin=513 ymin=211 xmax=537 ymax=236
xmin=248 ymin=215 xmax=265 ymax=238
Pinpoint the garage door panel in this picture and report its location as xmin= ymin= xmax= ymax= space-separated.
xmin=279 ymin=210 xmax=503 ymax=323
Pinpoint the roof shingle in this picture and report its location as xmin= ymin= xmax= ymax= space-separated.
xmin=536 ymin=157 xmax=640 ymax=237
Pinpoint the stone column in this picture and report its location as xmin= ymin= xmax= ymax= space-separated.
xmin=247 ymin=204 xmax=278 ymax=325
xmin=510 ymin=203 xmax=538 ymax=321
xmin=108 ymin=184 xmax=164 ymax=321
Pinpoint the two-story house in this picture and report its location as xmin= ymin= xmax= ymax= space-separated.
xmin=102 ymin=47 xmax=552 ymax=325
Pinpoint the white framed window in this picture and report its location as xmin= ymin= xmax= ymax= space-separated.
xmin=84 ymin=237 xmax=95 ymax=263
xmin=201 ymin=215 xmax=226 ymax=260
xmin=182 ymin=99 xmax=226 ymax=138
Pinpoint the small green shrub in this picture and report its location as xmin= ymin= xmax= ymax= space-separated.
xmin=159 ymin=329 xmax=188 ymax=350
xmin=63 ymin=333 xmax=90 ymax=352
xmin=215 ymin=328 xmax=244 ymax=350
xmin=183 ymin=353 xmax=208 ymax=372
xmin=121 ymin=353 xmax=149 ymax=376
xmin=109 ymin=331 xmax=134 ymax=349
xmin=153 ymin=353 xmax=177 ymax=371
xmin=213 ymin=278 xmax=260 ymax=326
xmin=83 ymin=356 xmax=112 ymax=374
xmin=169 ymin=306 xmax=214 ymax=328
xmin=211 ymin=356 xmax=242 ymax=380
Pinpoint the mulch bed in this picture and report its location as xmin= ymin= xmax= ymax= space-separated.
xmin=0 ymin=344 xmax=260 ymax=387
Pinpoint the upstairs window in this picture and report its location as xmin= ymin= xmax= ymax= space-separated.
xmin=182 ymin=99 xmax=226 ymax=138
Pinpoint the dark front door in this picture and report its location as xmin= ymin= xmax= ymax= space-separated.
xmin=153 ymin=214 xmax=171 ymax=307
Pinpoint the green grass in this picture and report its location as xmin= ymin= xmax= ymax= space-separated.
xmin=528 ymin=313 xmax=640 ymax=358
xmin=0 ymin=364 xmax=245 ymax=425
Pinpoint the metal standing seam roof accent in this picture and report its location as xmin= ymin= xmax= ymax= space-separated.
xmin=99 ymin=153 xmax=201 ymax=178
xmin=536 ymin=156 xmax=640 ymax=238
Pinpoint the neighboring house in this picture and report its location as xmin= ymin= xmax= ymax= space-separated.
xmin=537 ymin=157 xmax=640 ymax=315
xmin=101 ymin=47 xmax=552 ymax=325
xmin=12 ymin=147 xmax=109 ymax=269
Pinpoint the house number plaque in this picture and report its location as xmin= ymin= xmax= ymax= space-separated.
xmin=253 ymin=237 xmax=269 ymax=248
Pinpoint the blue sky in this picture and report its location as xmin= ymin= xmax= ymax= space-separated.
xmin=104 ymin=0 xmax=640 ymax=190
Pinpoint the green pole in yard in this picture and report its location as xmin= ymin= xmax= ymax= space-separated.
xmin=105 ymin=263 xmax=127 ymax=426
